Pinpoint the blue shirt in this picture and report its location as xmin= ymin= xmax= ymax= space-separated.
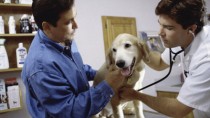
xmin=21 ymin=30 xmax=114 ymax=118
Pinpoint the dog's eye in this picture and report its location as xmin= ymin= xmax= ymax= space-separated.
xmin=125 ymin=43 xmax=131 ymax=48
xmin=112 ymin=48 xmax=116 ymax=52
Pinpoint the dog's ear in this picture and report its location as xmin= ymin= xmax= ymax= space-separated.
xmin=138 ymin=41 xmax=150 ymax=63
xmin=106 ymin=48 xmax=115 ymax=69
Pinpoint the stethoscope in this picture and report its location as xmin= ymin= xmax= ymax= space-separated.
xmin=137 ymin=30 xmax=195 ymax=91
xmin=137 ymin=48 xmax=184 ymax=91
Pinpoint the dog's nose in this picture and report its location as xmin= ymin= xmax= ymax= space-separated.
xmin=116 ymin=60 xmax=125 ymax=68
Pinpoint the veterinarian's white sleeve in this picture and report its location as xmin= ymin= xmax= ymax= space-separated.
xmin=161 ymin=48 xmax=170 ymax=65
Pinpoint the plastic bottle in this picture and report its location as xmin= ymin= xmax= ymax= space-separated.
xmin=0 ymin=16 xmax=5 ymax=34
xmin=19 ymin=0 xmax=32 ymax=4
xmin=16 ymin=43 xmax=27 ymax=68
xmin=4 ymin=0 xmax=11 ymax=3
xmin=8 ymin=16 xmax=16 ymax=34
xmin=30 ymin=15 xmax=38 ymax=34
xmin=0 ymin=38 xmax=9 ymax=69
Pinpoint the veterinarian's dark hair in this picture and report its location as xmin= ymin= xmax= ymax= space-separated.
xmin=155 ymin=0 xmax=206 ymax=35
xmin=32 ymin=0 xmax=74 ymax=30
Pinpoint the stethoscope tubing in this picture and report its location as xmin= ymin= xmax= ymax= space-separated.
xmin=137 ymin=48 xmax=184 ymax=91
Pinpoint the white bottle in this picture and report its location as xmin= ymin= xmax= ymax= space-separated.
xmin=0 ymin=16 xmax=5 ymax=34
xmin=16 ymin=43 xmax=27 ymax=68
xmin=30 ymin=15 xmax=38 ymax=34
xmin=4 ymin=0 xmax=11 ymax=3
xmin=0 ymin=38 xmax=9 ymax=69
xmin=8 ymin=16 xmax=16 ymax=34
xmin=19 ymin=0 xmax=32 ymax=4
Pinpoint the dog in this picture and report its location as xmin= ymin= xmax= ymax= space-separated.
xmin=93 ymin=33 xmax=149 ymax=118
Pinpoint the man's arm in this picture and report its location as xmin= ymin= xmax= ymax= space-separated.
xmin=119 ymin=87 xmax=193 ymax=117
xmin=141 ymin=42 xmax=169 ymax=71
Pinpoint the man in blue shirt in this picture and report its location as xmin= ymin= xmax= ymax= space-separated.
xmin=21 ymin=0 xmax=125 ymax=117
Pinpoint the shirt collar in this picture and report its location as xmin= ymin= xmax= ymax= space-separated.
xmin=185 ymin=25 xmax=209 ymax=57
xmin=37 ymin=29 xmax=71 ymax=53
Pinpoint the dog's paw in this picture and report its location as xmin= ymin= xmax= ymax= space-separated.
xmin=123 ymin=107 xmax=135 ymax=115
xmin=100 ymin=116 xmax=107 ymax=118
xmin=97 ymin=115 xmax=113 ymax=118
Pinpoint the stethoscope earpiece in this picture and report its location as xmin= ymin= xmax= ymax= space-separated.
xmin=189 ymin=30 xmax=195 ymax=38
xmin=189 ymin=30 xmax=193 ymax=34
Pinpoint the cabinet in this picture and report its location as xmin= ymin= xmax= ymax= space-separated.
xmin=0 ymin=3 xmax=34 ymax=73
xmin=0 ymin=3 xmax=33 ymax=113
xmin=157 ymin=91 xmax=194 ymax=118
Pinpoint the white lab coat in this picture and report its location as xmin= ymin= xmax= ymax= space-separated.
xmin=161 ymin=25 xmax=210 ymax=118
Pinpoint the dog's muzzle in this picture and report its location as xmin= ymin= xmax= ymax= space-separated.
xmin=116 ymin=57 xmax=136 ymax=77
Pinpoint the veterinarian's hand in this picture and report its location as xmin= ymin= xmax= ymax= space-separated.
xmin=119 ymin=86 xmax=139 ymax=101
xmin=105 ymin=69 xmax=125 ymax=93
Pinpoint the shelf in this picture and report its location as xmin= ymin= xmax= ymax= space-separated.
xmin=0 ymin=107 xmax=22 ymax=114
xmin=0 ymin=33 xmax=35 ymax=37
xmin=0 ymin=68 xmax=22 ymax=73
xmin=0 ymin=2 xmax=29 ymax=114
xmin=0 ymin=3 xmax=31 ymax=9
xmin=0 ymin=3 xmax=31 ymax=11
xmin=0 ymin=86 xmax=23 ymax=114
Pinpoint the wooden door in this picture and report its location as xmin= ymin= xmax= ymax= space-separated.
xmin=101 ymin=16 xmax=137 ymax=54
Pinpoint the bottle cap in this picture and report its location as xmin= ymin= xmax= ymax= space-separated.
xmin=30 ymin=15 xmax=35 ymax=22
xmin=9 ymin=16 xmax=14 ymax=21
xmin=21 ymin=14 xmax=29 ymax=20
xmin=0 ymin=38 xmax=5 ymax=45
xmin=18 ymin=43 xmax=23 ymax=47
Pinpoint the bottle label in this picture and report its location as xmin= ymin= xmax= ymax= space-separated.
xmin=20 ymin=19 xmax=31 ymax=33
xmin=8 ymin=17 xmax=16 ymax=34
xmin=17 ymin=49 xmax=27 ymax=65
xmin=0 ymin=47 xmax=8 ymax=68
xmin=0 ymin=21 xmax=5 ymax=34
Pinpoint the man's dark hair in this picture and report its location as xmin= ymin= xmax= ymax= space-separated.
xmin=32 ymin=0 xmax=74 ymax=30
xmin=155 ymin=0 xmax=206 ymax=35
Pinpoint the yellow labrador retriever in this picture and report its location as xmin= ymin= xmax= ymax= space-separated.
xmin=93 ymin=33 xmax=149 ymax=118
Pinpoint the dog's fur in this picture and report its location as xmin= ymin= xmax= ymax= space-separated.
xmin=93 ymin=33 xmax=149 ymax=118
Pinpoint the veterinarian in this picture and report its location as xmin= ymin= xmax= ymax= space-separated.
xmin=21 ymin=0 xmax=125 ymax=117
xmin=119 ymin=0 xmax=210 ymax=118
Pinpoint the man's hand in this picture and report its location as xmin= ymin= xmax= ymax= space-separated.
xmin=119 ymin=86 xmax=140 ymax=101
xmin=105 ymin=69 xmax=125 ymax=93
